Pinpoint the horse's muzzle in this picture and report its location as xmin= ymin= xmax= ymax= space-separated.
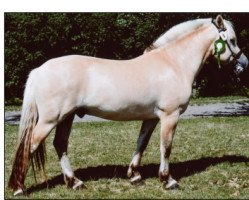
xmin=234 ymin=53 xmax=248 ymax=75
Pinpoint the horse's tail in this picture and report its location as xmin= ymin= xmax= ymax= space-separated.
xmin=8 ymin=70 xmax=45 ymax=190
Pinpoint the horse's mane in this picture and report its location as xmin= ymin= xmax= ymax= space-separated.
xmin=145 ymin=18 xmax=234 ymax=53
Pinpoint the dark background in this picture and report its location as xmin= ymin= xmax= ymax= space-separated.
xmin=4 ymin=13 xmax=249 ymax=103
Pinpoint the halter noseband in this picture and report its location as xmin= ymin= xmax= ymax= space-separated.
xmin=211 ymin=19 xmax=243 ymax=61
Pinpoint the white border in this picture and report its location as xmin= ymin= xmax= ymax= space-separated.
xmin=1 ymin=0 xmax=248 ymax=198
xmin=0 ymin=11 xmax=4 ymax=200
xmin=1 ymin=0 xmax=249 ymax=12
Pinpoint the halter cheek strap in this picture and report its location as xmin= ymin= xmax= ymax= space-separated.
xmin=219 ymin=31 xmax=227 ymax=41
xmin=227 ymin=45 xmax=243 ymax=60
xmin=211 ymin=19 xmax=243 ymax=62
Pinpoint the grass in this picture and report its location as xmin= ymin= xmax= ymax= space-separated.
xmin=5 ymin=116 xmax=249 ymax=199
xmin=4 ymin=105 xmax=21 ymax=112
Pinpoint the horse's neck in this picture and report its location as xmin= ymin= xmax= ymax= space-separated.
xmin=163 ymin=24 xmax=216 ymax=85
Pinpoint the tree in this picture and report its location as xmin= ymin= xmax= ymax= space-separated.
xmin=5 ymin=13 xmax=249 ymax=102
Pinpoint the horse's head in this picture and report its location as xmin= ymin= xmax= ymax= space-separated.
xmin=212 ymin=15 xmax=248 ymax=75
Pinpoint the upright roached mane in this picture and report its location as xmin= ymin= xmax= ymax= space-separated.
xmin=8 ymin=15 xmax=248 ymax=196
xmin=145 ymin=18 xmax=235 ymax=53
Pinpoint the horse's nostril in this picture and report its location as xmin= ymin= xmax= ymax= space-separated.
xmin=235 ymin=64 xmax=244 ymax=75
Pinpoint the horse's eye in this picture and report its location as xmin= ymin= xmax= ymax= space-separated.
xmin=230 ymin=39 xmax=236 ymax=46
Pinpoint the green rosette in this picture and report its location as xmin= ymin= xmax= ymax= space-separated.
xmin=214 ymin=39 xmax=226 ymax=66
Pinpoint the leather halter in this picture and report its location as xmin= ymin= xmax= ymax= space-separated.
xmin=211 ymin=19 xmax=243 ymax=60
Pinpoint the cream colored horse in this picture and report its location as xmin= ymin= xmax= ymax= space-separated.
xmin=9 ymin=15 xmax=248 ymax=196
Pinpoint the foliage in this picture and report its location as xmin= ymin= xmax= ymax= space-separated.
xmin=5 ymin=117 xmax=249 ymax=198
xmin=4 ymin=13 xmax=249 ymax=101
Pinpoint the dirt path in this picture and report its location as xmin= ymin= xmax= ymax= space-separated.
xmin=5 ymin=102 xmax=249 ymax=125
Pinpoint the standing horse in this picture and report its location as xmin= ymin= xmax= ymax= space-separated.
xmin=9 ymin=15 xmax=248 ymax=196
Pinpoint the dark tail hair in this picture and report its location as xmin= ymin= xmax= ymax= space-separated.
xmin=8 ymin=71 xmax=46 ymax=190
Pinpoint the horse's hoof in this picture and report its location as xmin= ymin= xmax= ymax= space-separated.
xmin=165 ymin=178 xmax=179 ymax=190
xmin=72 ymin=179 xmax=85 ymax=190
xmin=130 ymin=173 xmax=142 ymax=185
xmin=14 ymin=188 xmax=24 ymax=196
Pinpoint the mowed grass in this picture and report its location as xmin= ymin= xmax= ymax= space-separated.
xmin=5 ymin=117 xmax=249 ymax=199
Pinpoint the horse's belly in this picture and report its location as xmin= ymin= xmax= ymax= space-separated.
xmin=83 ymin=103 xmax=157 ymax=121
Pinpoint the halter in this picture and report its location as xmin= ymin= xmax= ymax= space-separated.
xmin=211 ymin=19 xmax=243 ymax=66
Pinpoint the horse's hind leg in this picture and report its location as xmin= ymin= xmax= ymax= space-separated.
xmin=127 ymin=118 xmax=159 ymax=184
xmin=53 ymin=113 xmax=84 ymax=190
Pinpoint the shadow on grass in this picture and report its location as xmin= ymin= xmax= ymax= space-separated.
xmin=26 ymin=154 xmax=249 ymax=194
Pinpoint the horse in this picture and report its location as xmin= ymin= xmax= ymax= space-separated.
xmin=8 ymin=15 xmax=248 ymax=196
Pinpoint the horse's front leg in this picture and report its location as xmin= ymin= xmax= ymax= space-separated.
xmin=127 ymin=118 xmax=159 ymax=184
xmin=159 ymin=110 xmax=179 ymax=189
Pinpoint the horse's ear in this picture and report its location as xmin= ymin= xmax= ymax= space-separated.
xmin=216 ymin=15 xmax=225 ymax=29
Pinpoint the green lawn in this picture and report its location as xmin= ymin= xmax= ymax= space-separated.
xmin=5 ymin=117 xmax=249 ymax=199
